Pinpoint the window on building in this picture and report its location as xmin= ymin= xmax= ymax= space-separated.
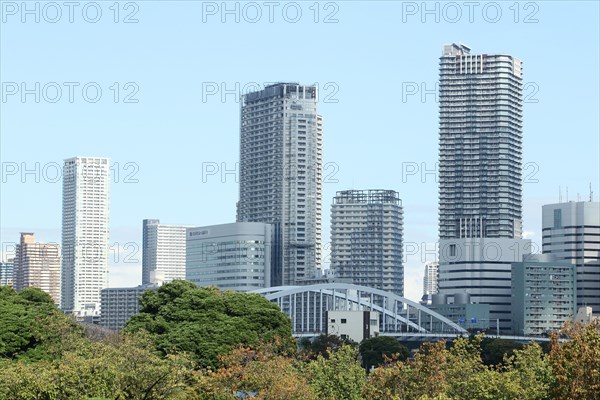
xmin=554 ymin=209 xmax=562 ymax=229
xmin=341 ymin=318 xmax=347 ymax=324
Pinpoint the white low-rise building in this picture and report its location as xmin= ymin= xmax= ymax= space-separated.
xmin=326 ymin=310 xmax=380 ymax=343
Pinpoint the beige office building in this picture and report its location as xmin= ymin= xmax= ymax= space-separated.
xmin=15 ymin=232 xmax=61 ymax=305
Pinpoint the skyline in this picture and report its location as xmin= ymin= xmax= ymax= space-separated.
xmin=2 ymin=1 xmax=599 ymax=303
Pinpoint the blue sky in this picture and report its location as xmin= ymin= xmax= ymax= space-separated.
xmin=1 ymin=0 xmax=599 ymax=302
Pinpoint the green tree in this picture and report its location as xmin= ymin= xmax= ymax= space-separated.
xmin=548 ymin=320 xmax=600 ymax=400
xmin=301 ymin=334 xmax=356 ymax=359
xmin=307 ymin=345 xmax=365 ymax=400
xmin=124 ymin=280 xmax=294 ymax=367
xmin=479 ymin=337 xmax=524 ymax=366
xmin=0 ymin=333 xmax=196 ymax=400
xmin=359 ymin=336 xmax=409 ymax=370
xmin=0 ymin=286 xmax=82 ymax=361
xmin=196 ymin=342 xmax=316 ymax=399
xmin=363 ymin=340 xmax=449 ymax=400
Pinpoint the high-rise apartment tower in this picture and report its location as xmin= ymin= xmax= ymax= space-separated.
xmin=61 ymin=156 xmax=110 ymax=316
xmin=237 ymin=83 xmax=323 ymax=286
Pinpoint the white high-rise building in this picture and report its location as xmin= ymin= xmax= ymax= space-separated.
xmin=542 ymin=201 xmax=600 ymax=314
xmin=423 ymin=261 xmax=439 ymax=296
xmin=436 ymin=44 xmax=529 ymax=332
xmin=237 ymin=83 xmax=323 ymax=286
xmin=142 ymin=219 xmax=190 ymax=285
xmin=330 ymin=190 xmax=404 ymax=296
xmin=61 ymin=156 xmax=110 ymax=317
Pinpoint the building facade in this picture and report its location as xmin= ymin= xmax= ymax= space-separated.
xmin=438 ymin=237 xmax=531 ymax=332
xmin=330 ymin=190 xmax=404 ymax=296
xmin=61 ymin=156 xmax=110 ymax=316
xmin=438 ymin=43 xmax=523 ymax=240
xmin=237 ymin=83 xmax=323 ymax=286
xmin=511 ymin=254 xmax=577 ymax=336
xmin=186 ymin=222 xmax=275 ymax=292
xmin=428 ymin=293 xmax=491 ymax=332
xmin=0 ymin=258 xmax=14 ymax=287
xmin=100 ymin=285 xmax=157 ymax=331
xmin=437 ymin=43 xmax=526 ymax=332
xmin=14 ymin=233 xmax=61 ymax=304
xmin=142 ymin=219 xmax=190 ymax=285
xmin=423 ymin=261 xmax=439 ymax=296
xmin=542 ymin=201 xmax=600 ymax=314
xmin=326 ymin=310 xmax=380 ymax=343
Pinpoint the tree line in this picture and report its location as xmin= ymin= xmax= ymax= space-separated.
xmin=0 ymin=281 xmax=598 ymax=399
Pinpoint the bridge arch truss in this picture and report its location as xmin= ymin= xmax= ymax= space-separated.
xmin=251 ymin=283 xmax=467 ymax=337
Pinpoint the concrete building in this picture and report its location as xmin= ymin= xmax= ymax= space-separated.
xmin=61 ymin=156 xmax=110 ymax=317
xmin=186 ymin=222 xmax=275 ymax=292
xmin=14 ymin=233 xmax=61 ymax=305
xmin=438 ymin=43 xmax=523 ymax=240
xmin=100 ymin=285 xmax=157 ymax=331
xmin=326 ymin=310 xmax=380 ymax=343
xmin=511 ymin=254 xmax=576 ymax=336
xmin=437 ymin=43 xmax=527 ymax=332
xmin=423 ymin=261 xmax=439 ymax=296
xmin=428 ymin=293 xmax=491 ymax=332
xmin=575 ymin=306 xmax=599 ymax=324
xmin=330 ymin=190 xmax=404 ymax=296
xmin=542 ymin=201 xmax=600 ymax=314
xmin=142 ymin=219 xmax=190 ymax=285
xmin=237 ymin=83 xmax=323 ymax=286
xmin=438 ymin=237 xmax=531 ymax=332
xmin=0 ymin=258 xmax=14 ymax=286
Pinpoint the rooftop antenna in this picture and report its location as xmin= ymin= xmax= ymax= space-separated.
xmin=559 ymin=186 xmax=562 ymax=203
xmin=577 ymin=193 xmax=581 ymax=202
xmin=566 ymin=187 xmax=569 ymax=202
xmin=590 ymin=183 xmax=594 ymax=202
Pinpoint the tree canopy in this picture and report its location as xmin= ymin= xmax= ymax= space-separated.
xmin=359 ymin=335 xmax=409 ymax=370
xmin=2 ymin=281 xmax=599 ymax=399
xmin=0 ymin=286 xmax=81 ymax=361
xmin=124 ymin=280 xmax=294 ymax=367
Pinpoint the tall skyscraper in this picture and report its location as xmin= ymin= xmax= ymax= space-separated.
xmin=237 ymin=83 xmax=323 ymax=286
xmin=423 ymin=261 xmax=439 ymax=296
xmin=330 ymin=190 xmax=404 ymax=296
xmin=61 ymin=156 xmax=110 ymax=316
xmin=439 ymin=43 xmax=523 ymax=239
xmin=142 ymin=219 xmax=190 ymax=285
xmin=14 ymin=233 xmax=61 ymax=304
xmin=436 ymin=43 xmax=529 ymax=332
xmin=542 ymin=201 xmax=600 ymax=314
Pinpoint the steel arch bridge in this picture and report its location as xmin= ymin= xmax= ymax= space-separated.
xmin=251 ymin=283 xmax=467 ymax=337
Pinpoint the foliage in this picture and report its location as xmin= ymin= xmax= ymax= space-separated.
xmin=363 ymin=335 xmax=554 ymax=400
xmin=300 ymin=333 xmax=357 ymax=359
xmin=306 ymin=345 xmax=365 ymax=400
xmin=548 ymin=320 xmax=600 ymax=400
xmin=0 ymin=333 xmax=196 ymax=400
xmin=0 ymin=286 xmax=82 ymax=361
xmin=359 ymin=335 xmax=409 ymax=370
xmin=196 ymin=341 xmax=316 ymax=399
xmin=2 ymin=283 xmax=598 ymax=399
xmin=479 ymin=337 xmax=524 ymax=366
xmin=124 ymin=280 xmax=294 ymax=367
